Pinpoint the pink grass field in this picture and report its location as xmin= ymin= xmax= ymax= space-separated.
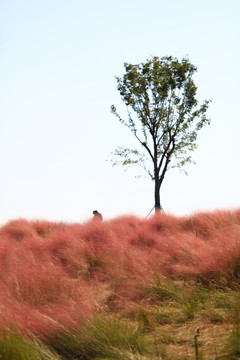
xmin=0 ymin=209 xmax=240 ymax=337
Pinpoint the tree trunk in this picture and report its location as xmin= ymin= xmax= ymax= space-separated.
xmin=154 ymin=178 xmax=161 ymax=214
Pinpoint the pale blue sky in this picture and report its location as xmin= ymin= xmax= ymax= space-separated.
xmin=0 ymin=0 xmax=239 ymax=224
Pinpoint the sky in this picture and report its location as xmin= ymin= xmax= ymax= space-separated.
xmin=0 ymin=0 xmax=239 ymax=224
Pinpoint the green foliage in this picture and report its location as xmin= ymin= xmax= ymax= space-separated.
xmin=180 ymin=286 xmax=209 ymax=320
xmin=210 ymin=289 xmax=235 ymax=309
xmin=0 ymin=331 xmax=59 ymax=360
xmin=46 ymin=316 xmax=148 ymax=360
xmin=226 ymin=295 xmax=240 ymax=358
xmin=200 ymin=307 xmax=225 ymax=323
xmin=227 ymin=325 xmax=240 ymax=358
xmin=137 ymin=308 xmax=154 ymax=333
xmin=224 ymin=294 xmax=240 ymax=358
xmin=142 ymin=277 xmax=180 ymax=303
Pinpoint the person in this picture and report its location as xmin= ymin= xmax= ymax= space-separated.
xmin=93 ymin=210 xmax=103 ymax=221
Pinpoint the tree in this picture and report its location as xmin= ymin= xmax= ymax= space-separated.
xmin=111 ymin=56 xmax=211 ymax=213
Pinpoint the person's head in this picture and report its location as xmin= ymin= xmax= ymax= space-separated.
xmin=92 ymin=210 xmax=102 ymax=221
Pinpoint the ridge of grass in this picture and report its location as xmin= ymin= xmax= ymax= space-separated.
xmin=1 ymin=210 xmax=240 ymax=358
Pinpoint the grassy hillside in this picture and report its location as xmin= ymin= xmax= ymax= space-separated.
xmin=1 ymin=210 xmax=240 ymax=359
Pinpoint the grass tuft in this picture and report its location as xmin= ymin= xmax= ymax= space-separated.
xmin=0 ymin=330 xmax=60 ymax=360
xmin=46 ymin=316 xmax=148 ymax=359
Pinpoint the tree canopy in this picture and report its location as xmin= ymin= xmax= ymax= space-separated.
xmin=111 ymin=56 xmax=211 ymax=212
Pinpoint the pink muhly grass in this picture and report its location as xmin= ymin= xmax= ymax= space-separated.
xmin=0 ymin=210 xmax=240 ymax=336
xmin=0 ymin=219 xmax=36 ymax=241
xmin=0 ymin=222 xmax=97 ymax=336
